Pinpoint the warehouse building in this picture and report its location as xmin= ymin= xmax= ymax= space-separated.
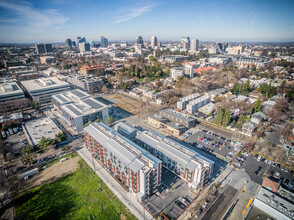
xmin=159 ymin=109 xmax=196 ymax=128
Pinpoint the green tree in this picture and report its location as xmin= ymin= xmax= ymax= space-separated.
xmin=32 ymin=101 xmax=40 ymax=110
xmin=149 ymin=56 xmax=156 ymax=61
xmin=251 ymin=97 xmax=262 ymax=114
xmin=38 ymin=137 xmax=54 ymax=149
xmin=240 ymin=80 xmax=250 ymax=95
xmin=108 ymin=116 xmax=114 ymax=124
xmin=231 ymin=83 xmax=240 ymax=94
xmin=215 ymin=107 xmax=224 ymax=125
xmin=84 ymin=120 xmax=92 ymax=127
xmin=55 ymin=131 xmax=67 ymax=143
xmin=222 ymin=108 xmax=231 ymax=127
xmin=21 ymin=146 xmax=35 ymax=167
xmin=286 ymin=88 xmax=294 ymax=102
xmin=119 ymin=82 xmax=127 ymax=90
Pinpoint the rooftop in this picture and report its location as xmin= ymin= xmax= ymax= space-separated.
xmin=84 ymin=122 xmax=161 ymax=170
xmin=23 ymin=116 xmax=61 ymax=146
xmin=21 ymin=77 xmax=70 ymax=92
xmin=160 ymin=109 xmax=195 ymax=123
xmin=0 ymin=82 xmax=23 ymax=97
xmin=62 ymin=97 xmax=108 ymax=117
xmin=256 ymin=187 xmax=294 ymax=219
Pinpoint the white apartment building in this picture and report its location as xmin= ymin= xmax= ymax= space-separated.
xmin=66 ymin=75 xmax=104 ymax=93
xmin=177 ymin=93 xmax=201 ymax=110
xmin=186 ymin=94 xmax=210 ymax=114
xmin=21 ymin=77 xmax=70 ymax=104
xmin=52 ymin=89 xmax=109 ymax=133
xmin=170 ymin=67 xmax=184 ymax=80
xmin=84 ymin=122 xmax=162 ymax=200
xmin=135 ymin=130 xmax=214 ymax=189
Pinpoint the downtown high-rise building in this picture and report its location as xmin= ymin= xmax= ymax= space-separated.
xmin=35 ymin=43 xmax=53 ymax=54
xmin=151 ymin=36 xmax=157 ymax=48
xmin=79 ymin=42 xmax=90 ymax=52
xmin=76 ymin=37 xmax=86 ymax=47
xmin=65 ymin=38 xmax=72 ymax=50
xmin=190 ymin=39 xmax=199 ymax=51
xmin=101 ymin=36 xmax=108 ymax=48
xmin=136 ymin=36 xmax=144 ymax=45
xmin=181 ymin=36 xmax=190 ymax=50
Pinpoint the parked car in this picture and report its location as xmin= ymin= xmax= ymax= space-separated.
xmin=175 ymin=200 xmax=186 ymax=209
xmin=254 ymin=166 xmax=262 ymax=175
xmin=274 ymin=171 xmax=281 ymax=179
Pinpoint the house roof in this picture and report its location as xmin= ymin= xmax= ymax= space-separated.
xmin=262 ymin=177 xmax=280 ymax=193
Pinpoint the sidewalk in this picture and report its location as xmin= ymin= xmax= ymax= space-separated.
xmin=77 ymin=147 xmax=153 ymax=220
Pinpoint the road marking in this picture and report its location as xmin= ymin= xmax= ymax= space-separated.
xmin=246 ymin=197 xmax=253 ymax=209
xmin=242 ymin=209 xmax=246 ymax=215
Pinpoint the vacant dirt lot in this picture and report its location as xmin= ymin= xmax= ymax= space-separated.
xmin=106 ymin=92 xmax=163 ymax=115
xmin=25 ymin=156 xmax=81 ymax=189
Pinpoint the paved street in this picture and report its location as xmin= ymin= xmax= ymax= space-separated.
xmin=77 ymin=147 xmax=153 ymax=220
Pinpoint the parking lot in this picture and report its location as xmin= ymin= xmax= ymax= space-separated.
xmin=240 ymin=155 xmax=294 ymax=187
xmin=3 ymin=127 xmax=27 ymax=156
xmin=185 ymin=129 xmax=241 ymax=160
xmin=142 ymin=167 xmax=197 ymax=219
xmin=109 ymin=106 xmax=132 ymax=123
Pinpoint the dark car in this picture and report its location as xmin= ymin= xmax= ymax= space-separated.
xmin=254 ymin=166 xmax=262 ymax=175
xmin=175 ymin=200 xmax=186 ymax=209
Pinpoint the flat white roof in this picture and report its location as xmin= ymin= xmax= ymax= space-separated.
xmin=0 ymin=82 xmax=24 ymax=97
xmin=23 ymin=116 xmax=61 ymax=146
xmin=21 ymin=77 xmax=70 ymax=92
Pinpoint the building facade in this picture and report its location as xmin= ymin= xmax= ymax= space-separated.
xmin=135 ymin=130 xmax=214 ymax=189
xmin=84 ymin=122 xmax=162 ymax=200
xmin=66 ymin=75 xmax=104 ymax=93
xmin=52 ymin=89 xmax=110 ymax=133
xmin=159 ymin=109 xmax=196 ymax=128
xmin=79 ymin=42 xmax=90 ymax=52
xmin=151 ymin=36 xmax=158 ymax=49
xmin=35 ymin=43 xmax=53 ymax=54
xmin=0 ymin=83 xmax=29 ymax=114
xmin=101 ymin=36 xmax=108 ymax=48
xmin=21 ymin=77 xmax=70 ymax=104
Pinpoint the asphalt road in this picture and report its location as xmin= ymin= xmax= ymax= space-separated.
xmin=201 ymin=185 xmax=237 ymax=220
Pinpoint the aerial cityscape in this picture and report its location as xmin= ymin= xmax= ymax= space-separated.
xmin=0 ymin=0 xmax=294 ymax=220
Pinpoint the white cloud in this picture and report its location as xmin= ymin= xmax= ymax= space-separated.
xmin=114 ymin=1 xmax=158 ymax=23
xmin=0 ymin=0 xmax=68 ymax=28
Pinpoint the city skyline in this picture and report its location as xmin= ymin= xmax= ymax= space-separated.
xmin=0 ymin=0 xmax=294 ymax=43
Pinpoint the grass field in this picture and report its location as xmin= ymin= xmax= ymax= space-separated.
xmin=15 ymin=159 xmax=136 ymax=220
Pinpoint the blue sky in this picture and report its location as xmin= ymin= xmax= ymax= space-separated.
xmin=0 ymin=0 xmax=293 ymax=43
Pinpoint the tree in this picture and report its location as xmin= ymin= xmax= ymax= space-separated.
xmin=281 ymin=122 xmax=293 ymax=141
xmin=108 ymin=116 xmax=114 ymax=124
xmin=222 ymin=108 xmax=231 ymax=127
xmin=38 ymin=137 xmax=54 ymax=149
xmin=231 ymin=83 xmax=240 ymax=94
xmin=21 ymin=145 xmax=35 ymax=167
xmin=84 ymin=120 xmax=92 ymax=127
xmin=149 ymin=56 xmax=156 ymax=61
xmin=251 ymin=97 xmax=262 ymax=114
xmin=286 ymin=88 xmax=294 ymax=102
xmin=215 ymin=107 xmax=224 ymax=125
xmin=55 ymin=131 xmax=67 ymax=143
xmin=119 ymin=82 xmax=127 ymax=91
xmin=31 ymin=100 xmax=40 ymax=110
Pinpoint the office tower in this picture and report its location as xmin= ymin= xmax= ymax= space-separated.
xmin=190 ymin=39 xmax=199 ymax=51
xmin=76 ymin=37 xmax=81 ymax=47
xmin=89 ymin=40 xmax=94 ymax=47
xmin=136 ymin=36 xmax=144 ymax=45
xmin=35 ymin=44 xmax=45 ymax=54
xmin=65 ymin=38 xmax=72 ymax=50
xmin=181 ymin=36 xmax=190 ymax=49
xmin=151 ymin=36 xmax=157 ymax=48
xmin=79 ymin=37 xmax=86 ymax=43
xmin=79 ymin=42 xmax=90 ymax=52
xmin=158 ymin=42 xmax=162 ymax=47
xmin=101 ymin=36 xmax=108 ymax=48
xmin=35 ymin=43 xmax=52 ymax=54
xmin=214 ymin=42 xmax=228 ymax=51
xmin=72 ymin=41 xmax=76 ymax=47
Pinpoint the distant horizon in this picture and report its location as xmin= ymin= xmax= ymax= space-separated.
xmin=0 ymin=0 xmax=294 ymax=43
xmin=1 ymin=39 xmax=294 ymax=45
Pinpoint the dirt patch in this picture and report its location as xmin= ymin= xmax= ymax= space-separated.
xmin=25 ymin=156 xmax=81 ymax=189
xmin=106 ymin=93 xmax=162 ymax=115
